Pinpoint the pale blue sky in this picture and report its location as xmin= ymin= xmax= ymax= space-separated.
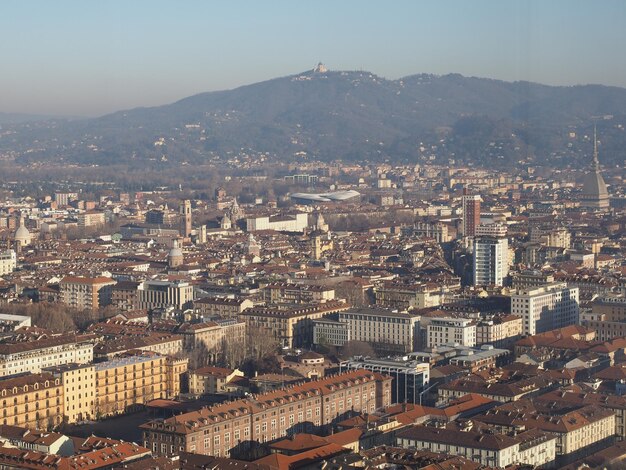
xmin=2 ymin=0 xmax=625 ymax=116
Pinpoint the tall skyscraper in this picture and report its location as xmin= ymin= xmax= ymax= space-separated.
xmin=473 ymin=237 xmax=509 ymax=286
xmin=181 ymin=199 xmax=192 ymax=238
xmin=580 ymin=126 xmax=609 ymax=211
xmin=462 ymin=191 xmax=481 ymax=237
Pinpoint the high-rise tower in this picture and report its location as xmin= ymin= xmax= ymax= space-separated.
xmin=473 ymin=236 xmax=509 ymax=286
xmin=461 ymin=190 xmax=481 ymax=237
xmin=580 ymin=126 xmax=609 ymax=211
xmin=181 ymin=200 xmax=192 ymax=237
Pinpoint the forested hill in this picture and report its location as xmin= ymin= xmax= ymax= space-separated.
xmin=3 ymin=70 xmax=626 ymax=168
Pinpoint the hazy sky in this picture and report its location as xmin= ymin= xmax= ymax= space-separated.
xmin=2 ymin=0 xmax=626 ymax=117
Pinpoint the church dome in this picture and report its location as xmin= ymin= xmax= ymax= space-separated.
xmin=168 ymin=239 xmax=184 ymax=267
xmin=168 ymin=245 xmax=183 ymax=258
xmin=14 ymin=218 xmax=31 ymax=246
xmin=15 ymin=224 xmax=30 ymax=241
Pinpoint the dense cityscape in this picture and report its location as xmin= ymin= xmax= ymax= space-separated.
xmin=0 ymin=118 xmax=623 ymax=469
xmin=3 ymin=1 xmax=626 ymax=468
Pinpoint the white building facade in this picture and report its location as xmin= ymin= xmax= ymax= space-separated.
xmin=246 ymin=213 xmax=308 ymax=233
xmin=338 ymin=309 xmax=420 ymax=353
xmin=511 ymin=282 xmax=580 ymax=335
xmin=426 ymin=317 xmax=477 ymax=348
xmin=0 ymin=249 xmax=17 ymax=275
xmin=0 ymin=335 xmax=94 ymax=377
xmin=473 ymin=237 xmax=509 ymax=286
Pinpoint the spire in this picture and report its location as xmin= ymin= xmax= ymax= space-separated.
xmin=592 ymin=124 xmax=600 ymax=172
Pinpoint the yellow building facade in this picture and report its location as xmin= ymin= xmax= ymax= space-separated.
xmin=0 ymin=373 xmax=64 ymax=430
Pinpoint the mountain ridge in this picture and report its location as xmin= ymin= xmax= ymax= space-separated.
xmin=2 ymin=69 xmax=625 ymax=168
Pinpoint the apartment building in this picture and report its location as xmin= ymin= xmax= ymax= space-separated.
xmin=461 ymin=193 xmax=481 ymax=237
xmin=426 ymin=317 xmax=477 ymax=348
xmin=475 ymin=223 xmax=508 ymax=237
xmin=141 ymin=369 xmax=392 ymax=458
xmin=177 ymin=319 xmax=246 ymax=363
xmin=476 ymin=403 xmax=616 ymax=459
xmin=0 ymin=373 xmax=64 ymax=429
xmin=110 ymin=281 xmax=141 ymax=311
xmin=374 ymin=283 xmax=441 ymax=311
xmin=475 ymin=314 xmax=522 ymax=349
xmin=407 ymin=221 xmax=450 ymax=243
xmin=0 ymin=425 xmax=72 ymax=455
xmin=59 ymin=276 xmax=116 ymax=311
xmin=0 ymin=333 xmax=94 ymax=377
xmin=242 ymin=301 xmax=349 ymax=349
xmin=396 ymin=425 xmax=556 ymax=468
xmin=0 ymin=249 xmax=17 ymax=276
xmin=438 ymin=376 xmax=557 ymax=404
xmin=536 ymin=388 xmax=626 ymax=441
xmin=511 ymin=282 xmax=580 ymax=335
xmin=94 ymin=352 xmax=186 ymax=418
xmin=194 ymin=296 xmax=254 ymax=317
xmin=313 ymin=318 xmax=351 ymax=347
xmin=338 ymin=309 xmax=420 ymax=354
xmin=581 ymin=297 xmax=626 ymax=342
xmin=473 ymin=237 xmax=509 ymax=286
xmin=43 ymin=363 xmax=96 ymax=424
xmin=77 ymin=211 xmax=106 ymax=228
xmin=0 ymin=441 xmax=151 ymax=468
xmin=511 ymin=270 xmax=556 ymax=290
xmin=529 ymin=225 xmax=571 ymax=248
xmin=188 ymin=366 xmax=245 ymax=396
xmin=261 ymin=283 xmax=335 ymax=305
xmin=447 ymin=345 xmax=511 ymax=372
xmin=54 ymin=192 xmax=77 ymax=207
xmin=137 ymin=280 xmax=194 ymax=311
xmin=166 ymin=356 xmax=189 ymax=399
xmin=93 ymin=333 xmax=183 ymax=360
xmin=0 ymin=314 xmax=31 ymax=334
xmin=340 ymin=356 xmax=429 ymax=404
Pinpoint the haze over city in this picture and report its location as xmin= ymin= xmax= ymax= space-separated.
xmin=1 ymin=2 xmax=626 ymax=470
xmin=2 ymin=0 xmax=626 ymax=116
